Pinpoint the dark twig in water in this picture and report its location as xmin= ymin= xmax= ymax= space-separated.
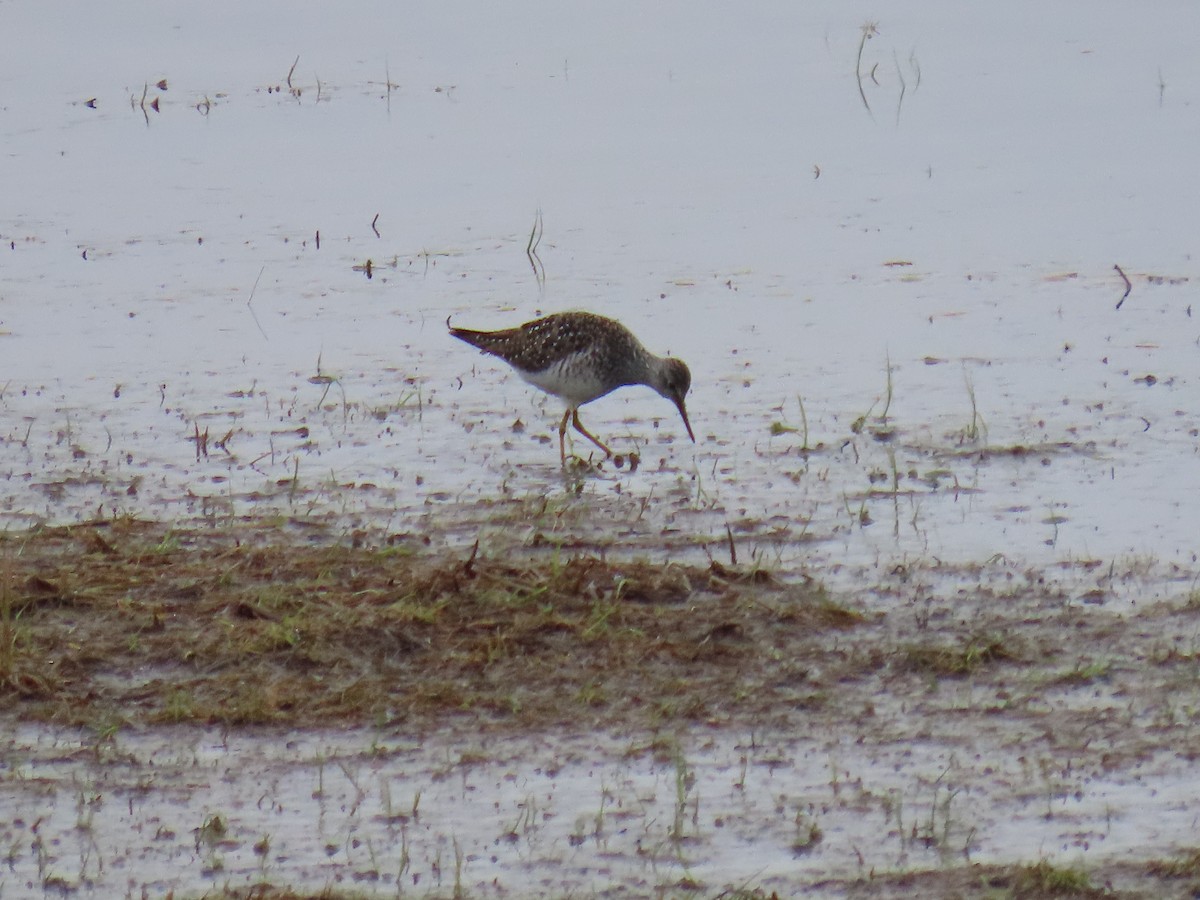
xmin=855 ymin=22 xmax=878 ymax=118
xmin=371 ymin=213 xmax=381 ymax=239
xmin=369 ymin=60 xmax=401 ymax=112
xmin=526 ymin=208 xmax=545 ymax=290
xmin=1114 ymin=264 xmax=1132 ymax=310
xmin=725 ymin=523 xmax=737 ymax=567
xmin=246 ymin=266 xmax=268 ymax=340
xmin=286 ymin=56 xmax=299 ymax=92
xmin=192 ymin=423 xmax=209 ymax=460
xmin=796 ymin=393 xmax=810 ymax=451
xmin=527 ymin=210 xmax=543 ymax=256
xmin=307 ymin=352 xmax=349 ymax=423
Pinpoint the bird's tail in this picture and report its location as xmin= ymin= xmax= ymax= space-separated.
xmin=446 ymin=316 xmax=505 ymax=354
xmin=447 ymin=327 xmax=487 ymax=351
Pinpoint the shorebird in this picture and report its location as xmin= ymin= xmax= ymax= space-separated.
xmin=448 ymin=311 xmax=695 ymax=465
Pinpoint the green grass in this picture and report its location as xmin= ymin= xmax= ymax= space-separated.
xmin=0 ymin=519 xmax=860 ymax=731
xmin=1007 ymin=859 xmax=1097 ymax=895
xmin=1147 ymin=846 xmax=1200 ymax=878
xmin=898 ymin=634 xmax=1021 ymax=678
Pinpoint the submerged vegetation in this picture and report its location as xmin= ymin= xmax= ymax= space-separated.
xmin=4 ymin=518 xmax=1199 ymax=897
xmin=0 ymin=518 xmax=862 ymax=730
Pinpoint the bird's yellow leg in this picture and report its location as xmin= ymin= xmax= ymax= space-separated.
xmin=558 ymin=409 xmax=572 ymax=467
xmin=571 ymin=410 xmax=613 ymax=457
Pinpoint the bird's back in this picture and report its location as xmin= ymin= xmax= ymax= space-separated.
xmin=450 ymin=312 xmax=644 ymax=379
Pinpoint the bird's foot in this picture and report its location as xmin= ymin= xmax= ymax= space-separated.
xmin=562 ymin=451 xmax=605 ymax=476
xmin=611 ymin=451 xmax=640 ymax=472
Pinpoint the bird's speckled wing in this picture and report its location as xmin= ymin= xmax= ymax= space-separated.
xmin=450 ymin=312 xmax=640 ymax=376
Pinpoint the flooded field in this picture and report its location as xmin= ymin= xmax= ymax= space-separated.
xmin=3 ymin=522 xmax=1200 ymax=897
xmin=3 ymin=1 xmax=1200 ymax=896
xmin=4 ymin=718 xmax=1199 ymax=898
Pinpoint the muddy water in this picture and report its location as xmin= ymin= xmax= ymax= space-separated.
xmin=3 ymin=718 xmax=1196 ymax=897
xmin=3 ymin=1 xmax=1200 ymax=895
xmin=2 ymin=4 xmax=1197 ymax=581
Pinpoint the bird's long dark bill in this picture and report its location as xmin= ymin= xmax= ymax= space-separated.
xmin=676 ymin=401 xmax=696 ymax=443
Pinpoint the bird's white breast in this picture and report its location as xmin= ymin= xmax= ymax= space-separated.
xmin=519 ymin=354 xmax=612 ymax=407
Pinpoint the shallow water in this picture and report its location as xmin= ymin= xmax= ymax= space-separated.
xmin=3 ymin=718 xmax=1197 ymax=897
xmin=3 ymin=2 xmax=1198 ymax=579
xmin=3 ymin=1 xmax=1200 ymax=894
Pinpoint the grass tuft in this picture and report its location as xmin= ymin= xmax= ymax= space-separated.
xmin=898 ymin=634 xmax=1020 ymax=677
xmin=0 ymin=520 xmax=858 ymax=732
xmin=1006 ymin=859 xmax=1099 ymax=896
xmin=1148 ymin=847 xmax=1200 ymax=878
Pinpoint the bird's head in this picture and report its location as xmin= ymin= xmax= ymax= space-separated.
xmin=656 ymin=357 xmax=695 ymax=443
